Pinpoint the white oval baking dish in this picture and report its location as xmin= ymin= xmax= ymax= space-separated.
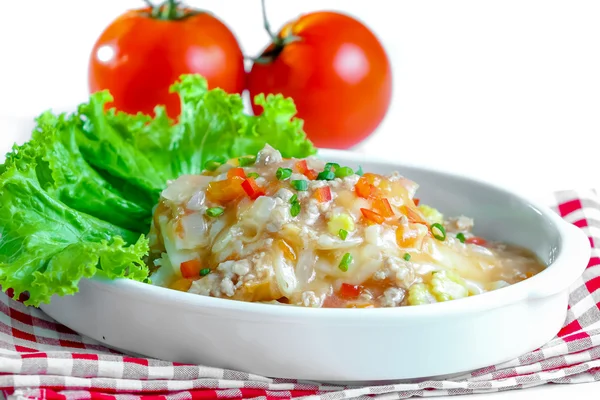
xmin=39 ymin=149 xmax=591 ymax=383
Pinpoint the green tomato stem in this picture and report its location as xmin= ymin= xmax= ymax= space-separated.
xmin=255 ymin=0 xmax=302 ymax=64
xmin=260 ymin=0 xmax=279 ymax=43
xmin=143 ymin=0 xmax=199 ymax=21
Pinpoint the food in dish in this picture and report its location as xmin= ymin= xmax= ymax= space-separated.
xmin=0 ymin=74 xmax=316 ymax=307
xmin=148 ymin=146 xmax=546 ymax=308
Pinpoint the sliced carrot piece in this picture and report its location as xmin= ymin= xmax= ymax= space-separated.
xmin=206 ymin=176 xmax=245 ymax=203
xmin=372 ymin=198 xmax=395 ymax=218
xmin=355 ymin=177 xmax=376 ymax=199
xmin=227 ymin=167 xmax=247 ymax=179
xmin=180 ymin=259 xmax=202 ymax=279
xmin=361 ymin=208 xmax=385 ymax=224
xmin=400 ymin=205 xmax=428 ymax=224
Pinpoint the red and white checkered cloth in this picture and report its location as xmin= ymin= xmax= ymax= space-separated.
xmin=1 ymin=189 xmax=599 ymax=400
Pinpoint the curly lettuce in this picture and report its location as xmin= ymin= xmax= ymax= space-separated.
xmin=0 ymin=74 xmax=316 ymax=306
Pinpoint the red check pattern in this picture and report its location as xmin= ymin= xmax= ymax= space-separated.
xmin=0 ymin=189 xmax=599 ymax=400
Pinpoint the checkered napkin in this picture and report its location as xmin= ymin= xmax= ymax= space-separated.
xmin=1 ymin=189 xmax=599 ymax=400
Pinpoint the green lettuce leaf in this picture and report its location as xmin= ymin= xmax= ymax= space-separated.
xmin=75 ymin=75 xmax=316 ymax=194
xmin=0 ymin=157 xmax=147 ymax=306
xmin=0 ymin=73 xmax=316 ymax=307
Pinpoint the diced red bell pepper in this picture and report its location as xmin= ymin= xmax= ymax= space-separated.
xmin=413 ymin=198 xmax=420 ymax=206
xmin=361 ymin=208 xmax=385 ymax=224
xmin=295 ymin=160 xmax=318 ymax=180
xmin=314 ymin=186 xmax=332 ymax=202
xmin=241 ymin=177 xmax=265 ymax=200
xmin=180 ymin=259 xmax=202 ymax=278
xmin=295 ymin=160 xmax=309 ymax=174
xmin=227 ymin=167 xmax=247 ymax=179
xmin=339 ymin=283 xmax=362 ymax=299
xmin=372 ymin=198 xmax=394 ymax=218
xmin=466 ymin=236 xmax=488 ymax=246
xmin=305 ymin=169 xmax=319 ymax=180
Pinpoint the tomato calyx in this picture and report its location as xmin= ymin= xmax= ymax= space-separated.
xmin=252 ymin=0 xmax=301 ymax=64
xmin=142 ymin=0 xmax=203 ymax=21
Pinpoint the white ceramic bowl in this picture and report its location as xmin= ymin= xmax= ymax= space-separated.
xmin=39 ymin=149 xmax=590 ymax=383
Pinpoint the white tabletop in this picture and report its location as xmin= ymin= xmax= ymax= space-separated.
xmin=1 ymin=1 xmax=599 ymax=398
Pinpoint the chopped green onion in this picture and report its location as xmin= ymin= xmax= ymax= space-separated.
xmin=204 ymin=160 xmax=223 ymax=171
xmin=290 ymin=201 xmax=301 ymax=217
xmin=276 ymin=167 xmax=293 ymax=180
xmin=403 ymin=253 xmax=411 ymax=261
xmin=317 ymin=170 xmax=336 ymax=180
xmin=356 ymin=165 xmax=364 ymax=176
xmin=238 ymin=155 xmax=256 ymax=167
xmin=247 ymin=172 xmax=260 ymax=179
xmin=324 ymin=162 xmax=340 ymax=171
xmin=206 ymin=207 xmax=224 ymax=217
xmin=335 ymin=166 xmax=354 ymax=178
xmin=430 ymin=223 xmax=447 ymax=241
xmin=456 ymin=232 xmax=466 ymax=243
xmin=199 ymin=268 xmax=211 ymax=276
xmin=290 ymin=194 xmax=298 ymax=204
xmin=339 ymin=253 xmax=353 ymax=272
xmin=339 ymin=229 xmax=348 ymax=240
xmin=291 ymin=179 xmax=308 ymax=191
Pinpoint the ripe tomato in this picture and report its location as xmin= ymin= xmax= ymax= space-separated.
xmin=247 ymin=11 xmax=392 ymax=149
xmin=88 ymin=2 xmax=245 ymax=118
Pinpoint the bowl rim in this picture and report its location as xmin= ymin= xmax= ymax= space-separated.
xmin=76 ymin=148 xmax=591 ymax=321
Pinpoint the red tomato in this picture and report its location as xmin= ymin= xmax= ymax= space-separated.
xmin=88 ymin=3 xmax=245 ymax=118
xmin=248 ymin=11 xmax=392 ymax=149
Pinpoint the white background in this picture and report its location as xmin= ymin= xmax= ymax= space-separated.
xmin=0 ymin=1 xmax=599 ymax=398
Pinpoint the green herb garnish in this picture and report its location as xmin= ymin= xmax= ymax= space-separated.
xmin=339 ymin=253 xmax=353 ymax=272
xmin=324 ymin=162 xmax=340 ymax=171
xmin=276 ymin=167 xmax=293 ymax=180
xmin=456 ymin=232 xmax=466 ymax=243
xmin=199 ymin=268 xmax=211 ymax=276
xmin=356 ymin=165 xmax=364 ymax=176
xmin=291 ymin=179 xmax=308 ymax=191
xmin=247 ymin=172 xmax=260 ymax=179
xmin=335 ymin=166 xmax=354 ymax=178
xmin=238 ymin=155 xmax=256 ymax=167
xmin=204 ymin=160 xmax=223 ymax=171
xmin=317 ymin=170 xmax=336 ymax=181
xmin=430 ymin=223 xmax=447 ymax=241
xmin=339 ymin=229 xmax=348 ymax=240
xmin=290 ymin=201 xmax=301 ymax=217
xmin=403 ymin=253 xmax=411 ymax=261
xmin=206 ymin=207 xmax=225 ymax=217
